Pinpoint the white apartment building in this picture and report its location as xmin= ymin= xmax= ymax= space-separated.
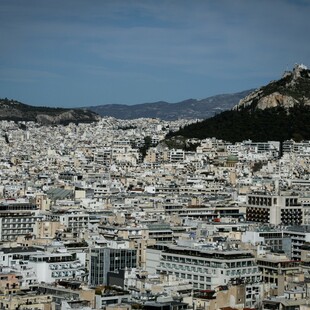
xmin=169 ymin=149 xmax=185 ymax=162
xmin=0 ymin=247 xmax=44 ymax=288
xmin=283 ymin=140 xmax=310 ymax=155
xmin=147 ymin=244 xmax=261 ymax=290
xmin=28 ymin=252 xmax=85 ymax=284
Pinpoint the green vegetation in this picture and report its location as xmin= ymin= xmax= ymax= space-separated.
xmin=0 ymin=98 xmax=99 ymax=125
xmin=164 ymin=135 xmax=200 ymax=151
xmin=139 ymin=136 xmax=154 ymax=158
xmin=65 ymin=240 xmax=88 ymax=248
xmin=167 ymin=104 xmax=310 ymax=143
xmin=0 ymin=98 xmax=67 ymax=113
xmin=252 ymin=161 xmax=264 ymax=173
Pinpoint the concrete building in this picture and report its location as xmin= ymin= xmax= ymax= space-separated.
xmin=89 ymin=246 xmax=137 ymax=286
xmin=257 ymin=252 xmax=302 ymax=297
xmin=246 ymin=193 xmax=302 ymax=226
xmin=0 ymin=199 xmax=40 ymax=241
xmin=28 ymin=252 xmax=85 ymax=284
xmin=148 ymin=244 xmax=261 ymax=290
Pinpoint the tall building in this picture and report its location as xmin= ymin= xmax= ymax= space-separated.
xmin=89 ymin=247 xmax=137 ymax=287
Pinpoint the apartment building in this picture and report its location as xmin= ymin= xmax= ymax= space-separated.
xmin=242 ymin=227 xmax=291 ymax=255
xmin=282 ymin=140 xmax=310 ymax=155
xmin=283 ymin=225 xmax=310 ymax=260
xmin=150 ymin=244 xmax=261 ymax=290
xmin=44 ymin=211 xmax=90 ymax=238
xmin=257 ymin=252 xmax=302 ymax=296
xmin=147 ymin=223 xmax=173 ymax=243
xmin=0 ymin=199 xmax=40 ymax=241
xmin=246 ymin=193 xmax=303 ymax=225
xmin=169 ymin=149 xmax=185 ymax=163
xmin=0 ymin=293 xmax=53 ymax=310
xmin=0 ymin=268 xmax=22 ymax=295
xmin=28 ymin=252 xmax=86 ymax=284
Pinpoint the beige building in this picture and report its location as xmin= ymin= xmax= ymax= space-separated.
xmin=0 ymin=294 xmax=53 ymax=310
xmin=0 ymin=270 xmax=22 ymax=295
xmin=246 ymin=193 xmax=302 ymax=226
xmin=257 ymin=252 xmax=302 ymax=297
xmin=33 ymin=220 xmax=64 ymax=239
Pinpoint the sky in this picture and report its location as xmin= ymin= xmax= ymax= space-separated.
xmin=0 ymin=0 xmax=310 ymax=108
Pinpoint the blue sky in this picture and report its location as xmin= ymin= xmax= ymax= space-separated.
xmin=0 ymin=0 xmax=309 ymax=107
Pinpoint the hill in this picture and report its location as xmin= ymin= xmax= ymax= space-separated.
xmin=85 ymin=90 xmax=253 ymax=120
xmin=0 ymin=98 xmax=100 ymax=125
xmin=167 ymin=64 xmax=310 ymax=143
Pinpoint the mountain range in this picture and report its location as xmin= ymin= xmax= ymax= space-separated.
xmin=1 ymin=64 xmax=309 ymax=132
xmin=0 ymin=90 xmax=253 ymax=124
xmin=167 ymin=64 xmax=310 ymax=143
xmin=84 ymin=90 xmax=253 ymax=121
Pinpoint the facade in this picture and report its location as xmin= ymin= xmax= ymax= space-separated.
xmin=169 ymin=149 xmax=185 ymax=163
xmin=257 ymin=252 xmax=302 ymax=297
xmin=0 ymin=199 xmax=40 ymax=241
xmin=95 ymin=291 xmax=131 ymax=309
xmin=28 ymin=252 xmax=85 ymax=284
xmin=89 ymin=247 xmax=137 ymax=286
xmin=246 ymin=193 xmax=302 ymax=225
xmin=44 ymin=212 xmax=90 ymax=238
xmin=59 ymin=213 xmax=90 ymax=237
xmin=243 ymin=140 xmax=280 ymax=158
xmin=242 ymin=228 xmax=291 ymax=255
xmin=153 ymin=244 xmax=261 ymax=290
xmin=284 ymin=226 xmax=310 ymax=260
xmin=0 ymin=269 xmax=22 ymax=295
xmin=0 ymin=294 xmax=53 ymax=310
xmin=282 ymin=139 xmax=310 ymax=155
xmin=147 ymin=224 xmax=173 ymax=243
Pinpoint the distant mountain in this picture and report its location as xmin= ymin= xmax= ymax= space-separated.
xmin=0 ymin=98 xmax=100 ymax=125
xmin=85 ymin=90 xmax=253 ymax=120
xmin=167 ymin=64 xmax=310 ymax=143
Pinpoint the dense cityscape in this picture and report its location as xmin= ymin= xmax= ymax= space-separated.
xmin=1 ymin=1 xmax=310 ymax=309
xmin=0 ymin=117 xmax=309 ymax=310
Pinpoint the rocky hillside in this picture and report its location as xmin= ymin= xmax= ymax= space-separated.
xmin=167 ymin=64 xmax=310 ymax=143
xmin=85 ymin=90 xmax=253 ymax=120
xmin=0 ymin=98 xmax=100 ymax=125
xmin=234 ymin=64 xmax=310 ymax=111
